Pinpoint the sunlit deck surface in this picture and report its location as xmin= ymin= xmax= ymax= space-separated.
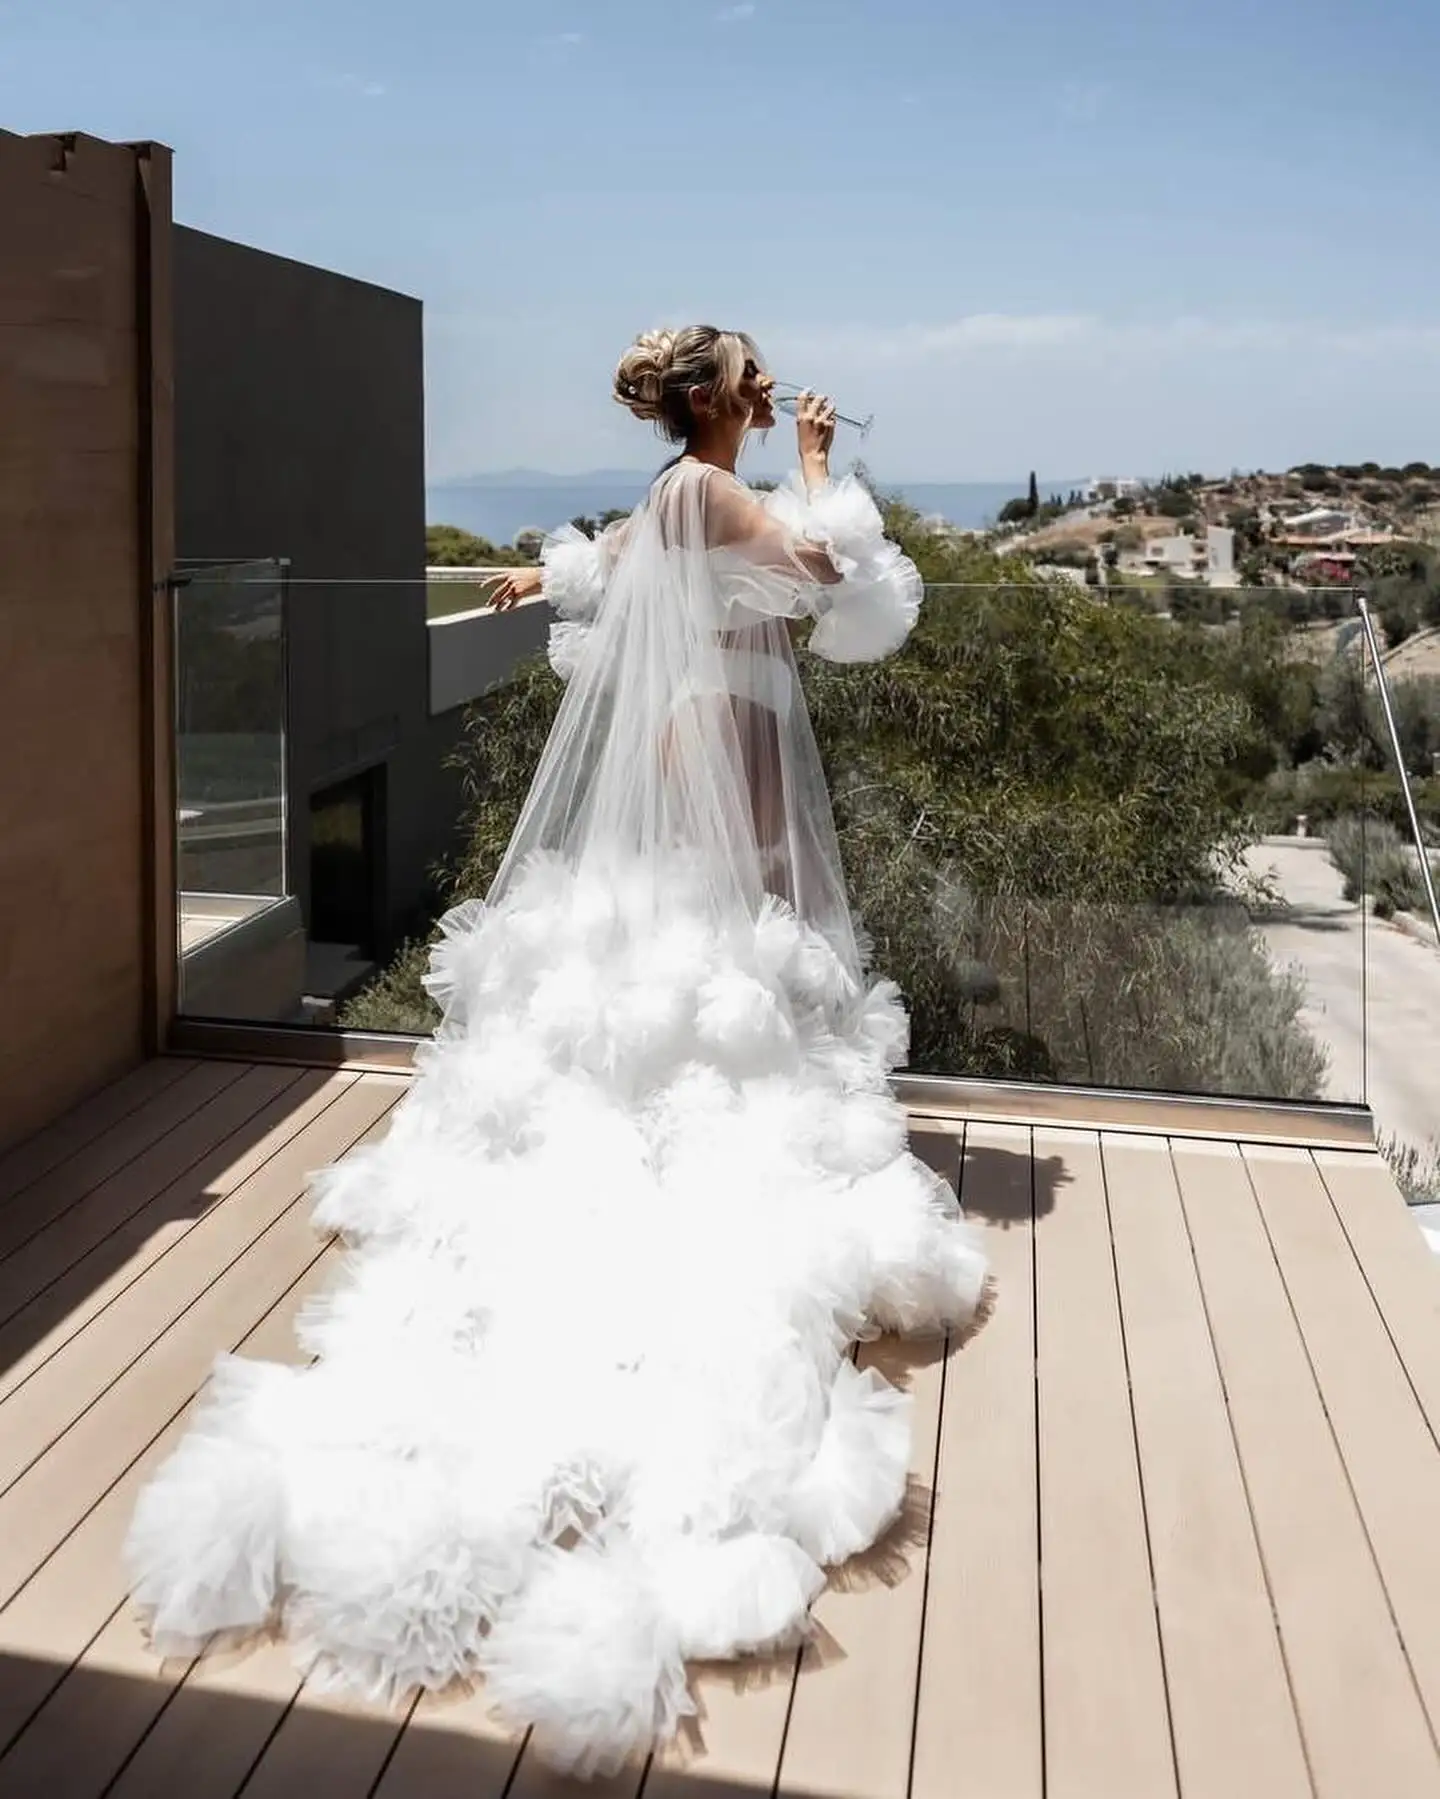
xmin=2 ymin=1055 xmax=1439 ymax=1799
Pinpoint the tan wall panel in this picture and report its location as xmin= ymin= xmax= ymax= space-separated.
xmin=0 ymin=131 xmax=172 ymax=1153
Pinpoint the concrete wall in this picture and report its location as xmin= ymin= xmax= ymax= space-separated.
xmin=428 ymin=601 xmax=552 ymax=716
xmin=172 ymin=228 xmax=459 ymax=952
xmin=0 ymin=131 xmax=172 ymax=1153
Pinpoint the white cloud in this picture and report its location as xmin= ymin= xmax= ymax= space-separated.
xmin=716 ymin=2 xmax=757 ymax=20
xmin=904 ymin=314 xmax=1095 ymax=354
xmin=773 ymin=314 xmax=1093 ymax=362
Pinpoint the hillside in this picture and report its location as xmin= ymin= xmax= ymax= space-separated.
xmin=1383 ymin=624 xmax=1440 ymax=680
xmin=990 ymin=462 xmax=1440 ymax=608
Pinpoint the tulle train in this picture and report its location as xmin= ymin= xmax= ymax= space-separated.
xmin=125 ymin=853 xmax=986 ymax=1777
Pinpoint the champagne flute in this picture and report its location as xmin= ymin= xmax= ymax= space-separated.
xmin=769 ymin=381 xmax=874 ymax=439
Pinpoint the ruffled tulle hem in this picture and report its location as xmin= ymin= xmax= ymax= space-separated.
xmin=124 ymin=854 xmax=986 ymax=1776
xmin=766 ymin=474 xmax=923 ymax=663
xmin=539 ymin=522 xmax=608 ymax=619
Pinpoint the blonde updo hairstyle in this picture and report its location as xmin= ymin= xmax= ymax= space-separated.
xmin=614 ymin=325 xmax=762 ymax=443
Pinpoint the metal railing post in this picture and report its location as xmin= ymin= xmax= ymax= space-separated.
xmin=1355 ymin=592 xmax=1440 ymax=945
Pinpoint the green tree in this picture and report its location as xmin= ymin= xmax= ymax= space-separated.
xmin=347 ymin=510 xmax=1325 ymax=1097
xmin=566 ymin=509 xmax=632 ymax=539
xmin=426 ymin=523 xmax=534 ymax=567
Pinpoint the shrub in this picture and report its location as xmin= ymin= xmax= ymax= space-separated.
xmin=1252 ymin=765 xmax=1440 ymax=838
xmin=916 ymin=887 xmax=1326 ymax=1096
xmin=341 ymin=939 xmax=439 ymax=1034
xmin=1324 ymin=813 xmax=1372 ymax=902
xmin=1324 ymin=814 xmax=1429 ymax=914
xmin=1379 ymin=1131 xmax=1440 ymax=1206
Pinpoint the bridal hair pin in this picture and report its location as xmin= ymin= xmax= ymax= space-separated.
xmin=768 ymin=380 xmax=874 ymax=440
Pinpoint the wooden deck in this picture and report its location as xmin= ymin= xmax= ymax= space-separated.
xmin=1 ymin=1056 xmax=1439 ymax=1799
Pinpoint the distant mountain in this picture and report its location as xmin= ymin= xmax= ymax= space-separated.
xmin=435 ymin=468 xmax=664 ymax=490
xmin=426 ymin=472 xmax=1084 ymax=547
xmin=437 ymin=466 xmax=1075 ymax=494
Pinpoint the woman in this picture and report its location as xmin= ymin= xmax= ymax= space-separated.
xmin=126 ymin=326 xmax=987 ymax=1778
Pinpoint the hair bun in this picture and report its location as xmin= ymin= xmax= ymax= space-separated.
xmin=611 ymin=324 xmax=758 ymax=443
xmin=613 ymin=329 xmax=678 ymax=423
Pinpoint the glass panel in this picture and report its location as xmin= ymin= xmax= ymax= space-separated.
xmin=1354 ymin=596 xmax=1440 ymax=1203
xmin=172 ymin=568 xmax=1387 ymax=1115
xmin=822 ymin=582 xmax=1366 ymax=1104
xmin=174 ymin=558 xmax=300 ymax=1021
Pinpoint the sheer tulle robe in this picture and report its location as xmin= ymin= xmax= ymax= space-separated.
xmin=511 ymin=457 xmax=922 ymax=974
xmin=123 ymin=455 xmax=983 ymax=1782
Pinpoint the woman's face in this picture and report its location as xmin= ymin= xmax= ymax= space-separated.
xmin=740 ymin=353 xmax=776 ymax=431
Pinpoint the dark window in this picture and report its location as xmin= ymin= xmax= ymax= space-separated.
xmin=309 ymin=768 xmax=384 ymax=956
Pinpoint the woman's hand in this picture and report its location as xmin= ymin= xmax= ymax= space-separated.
xmin=795 ymin=391 xmax=837 ymax=491
xmin=488 ymin=566 xmax=544 ymax=612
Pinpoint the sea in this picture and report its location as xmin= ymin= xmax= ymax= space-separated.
xmin=426 ymin=472 xmax=1082 ymax=547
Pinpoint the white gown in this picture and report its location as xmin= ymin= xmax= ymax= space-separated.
xmin=125 ymin=459 xmax=988 ymax=1777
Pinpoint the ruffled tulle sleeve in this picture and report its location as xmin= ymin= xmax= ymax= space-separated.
xmin=539 ymin=520 xmax=626 ymax=681
xmin=763 ymin=476 xmax=922 ymax=664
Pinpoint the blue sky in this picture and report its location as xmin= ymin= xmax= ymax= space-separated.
xmin=6 ymin=0 xmax=1440 ymax=480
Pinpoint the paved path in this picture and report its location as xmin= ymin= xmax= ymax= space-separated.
xmin=1244 ymin=838 xmax=1440 ymax=1160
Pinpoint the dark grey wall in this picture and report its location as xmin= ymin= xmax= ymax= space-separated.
xmin=173 ymin=226 xmax=463 ymax=949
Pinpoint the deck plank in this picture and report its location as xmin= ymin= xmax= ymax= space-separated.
xmin=1102 ymin=1132 xmax=1310 ymax=1799
xmin=0 ymin=1240 xmax=341 ymax=1783
xmin=1174 ymin=1137 xmax=1439 ymax=1797
xmin=0 ymin=1063 xmax=308 ymax=1319
xmin=0 ymin=1061 xmax=249 ymax=1263
xmin=503 ymin=1745 xmax=645 ymax=1799
xmin=63 ymin=1250 xmax=349 ymax=1799
xmin=911 ymin=1120 xmax=1042 ymax=1799
xmin=222 ymin=1688 xmax=415 ymax=1799
xmin=0 ymin=1059 xmax=197 ymax=1206
xmin=0 ymin=1077 xmax=405 ymax=1613
xmin=770 ymin=1124 xmax=976 ymax=1799
xmin=0 ymin=1088 xmax=405 ymax=1796
xmin=1243 ymin=1141 xmax=1440 ymax=1750
xmin=1031 ymin=1126 xmax=1177 ymax=1799
xmin=0 ymin=1076 xmax=393 ymax=1503
xmin=0 ymin=1070 xmax=353 ymax=1405
xmin=774 ymin=1337 xmax=944 ymax=1799
xmin=369 ymin=1689 xmax=526 ymax=1799
xmin=75 ymin=1100 xmax=410 ymax=1799
xmin=641 ymin=1657 xmax=794 ymax=1799
xmin=1314 ymin=1147 xmax=1440 ymax=1438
